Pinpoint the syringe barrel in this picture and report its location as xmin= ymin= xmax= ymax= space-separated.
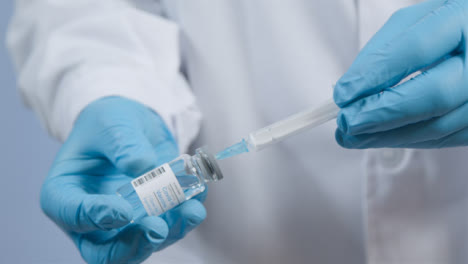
xmin=247 ymin=98 xmax=339 ymax=151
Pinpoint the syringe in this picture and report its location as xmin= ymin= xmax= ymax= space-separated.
xmin=215 ymin=98 xmax=340 ymax=160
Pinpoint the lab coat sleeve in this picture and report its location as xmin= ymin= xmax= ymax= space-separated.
xmin=7 ymin=0 xmax=201 ymax=152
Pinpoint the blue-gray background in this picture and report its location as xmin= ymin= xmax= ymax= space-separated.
xmin=0 ymin=2 xmax=84 ymax=263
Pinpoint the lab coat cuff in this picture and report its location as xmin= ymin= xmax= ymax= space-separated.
xmin=51 ymin=67 xmax=202 ymax=153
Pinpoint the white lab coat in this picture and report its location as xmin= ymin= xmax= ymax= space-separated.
xmin=8 ymin=0 xmax=468 ymax=263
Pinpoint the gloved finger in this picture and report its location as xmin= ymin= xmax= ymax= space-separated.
xmin=337 ymin=55 xmax=465 ymax=136
xmin=336 ymin=100 xmax=468 ymax=149
xmin=41 ymin=179 xmax=133 ymax=233
xmin=193 ymin=187 xmax=208 ymax=203
xmin=158 ymin=199 xmax=207 ymax=249
xmin=334 ymin=0 xmax=463 ymax=107
xmin=396 ymin=127 xmax=468 ymax=148
xmin=77 ymin=216 xmax=169 ymax=264
xmin=99 ymin=125 xmax=179 ymax=178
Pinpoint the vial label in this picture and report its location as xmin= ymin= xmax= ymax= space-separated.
xmin=131 ymin=164 xmax=185 ymax=216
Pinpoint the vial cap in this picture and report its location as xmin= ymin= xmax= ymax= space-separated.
xmin=196 ymin=147 xmax=224 ymax=181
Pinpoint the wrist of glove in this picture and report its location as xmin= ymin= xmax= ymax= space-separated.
xmin=41 ymin=96 xmax=206 ymax=264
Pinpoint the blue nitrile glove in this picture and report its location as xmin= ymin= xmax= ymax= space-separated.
xmin=334 ymin=0 xmax=468 ymax=149
xmin=41 ymin=97 xmax=207 ymax=264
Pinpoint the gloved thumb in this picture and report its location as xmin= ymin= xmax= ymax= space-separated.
xmin=100 ymin=126 xmax=179 ymax=178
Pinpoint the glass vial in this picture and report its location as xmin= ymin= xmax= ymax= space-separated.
xmin=117 ymin=147 xmax=223 ymax=220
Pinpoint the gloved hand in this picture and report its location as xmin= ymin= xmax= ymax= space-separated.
xmin=41 ymin=97 xmax=207 ymax=264
xmin=334 ymin=0 xmax=468 ymax=149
